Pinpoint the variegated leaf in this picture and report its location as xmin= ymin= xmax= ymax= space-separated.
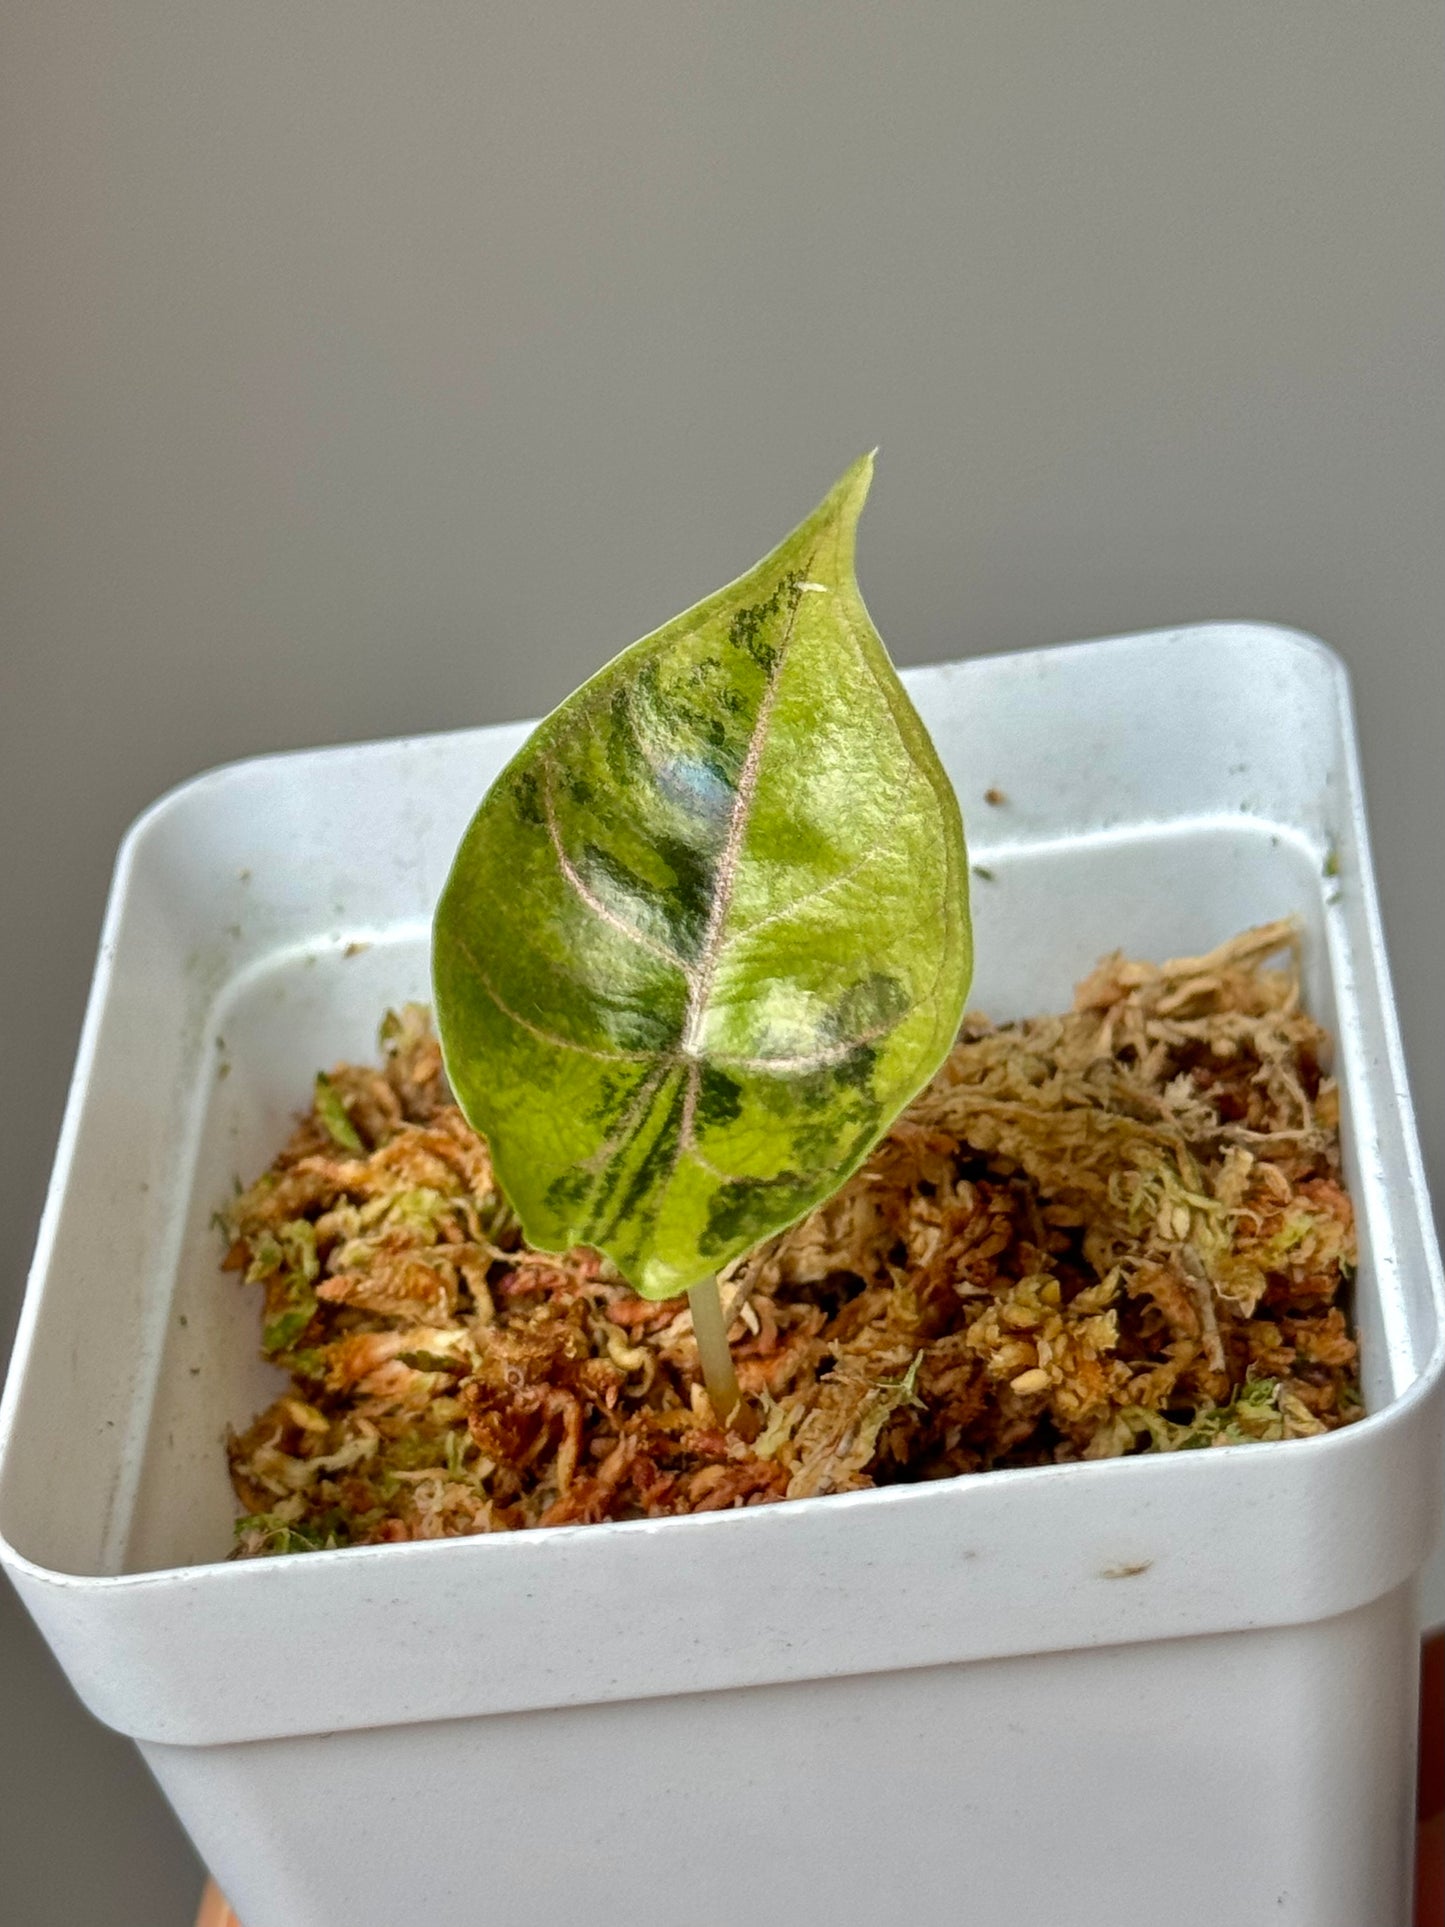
xmin=432 ymin=456 xmax=971 ymax=1298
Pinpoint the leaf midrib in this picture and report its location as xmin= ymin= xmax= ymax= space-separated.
xmin=679 ymin=566 xmax=810 ymax=1059
xmin=541 ymin=549 xmax=921 ymax=1037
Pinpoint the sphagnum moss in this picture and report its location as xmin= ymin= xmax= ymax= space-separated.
xmin=224 ymin=920 xmax=1360 ymax=1555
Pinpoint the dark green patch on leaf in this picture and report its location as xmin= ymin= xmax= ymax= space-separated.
xmin=700 ymin=1170 xmax=820 ymax=1259
xmin=697 ymin=1066 xmax=744 ymax=1131
xmin=512 ymin=770 xmax=544 ymax=828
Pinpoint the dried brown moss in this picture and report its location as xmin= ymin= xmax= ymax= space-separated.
xmin=224 ymin=921 xmax=1361 ymax=1556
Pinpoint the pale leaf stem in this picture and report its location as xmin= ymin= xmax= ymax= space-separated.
xmin=687 ymin=1274 xmax=751 ymax=1436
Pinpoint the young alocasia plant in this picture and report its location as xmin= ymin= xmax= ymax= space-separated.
xmin=433 ymin=455 xmax=971 ymax=1416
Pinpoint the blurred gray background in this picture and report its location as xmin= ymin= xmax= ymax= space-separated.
xmin=2 ymin=5 xmax=1441 ymax=1921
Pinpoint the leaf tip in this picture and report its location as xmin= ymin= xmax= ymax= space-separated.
xmin=837 ymin=447 xmax=877 ymax=501
xmin=806 ymin=451 xmax=876 ymax=568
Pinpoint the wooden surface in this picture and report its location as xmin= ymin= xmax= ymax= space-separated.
xmin=199 ymin=1634 xmax=1445 ymax=1927
xmin=195 ymin=1884 xmax=240 ymax=1927
xmin=1419 ymin=1632 xmax=1445 ymax=1925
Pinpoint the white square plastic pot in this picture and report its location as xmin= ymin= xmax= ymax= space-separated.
xmin=2 ymin=625 xmax=1442 ymax=1927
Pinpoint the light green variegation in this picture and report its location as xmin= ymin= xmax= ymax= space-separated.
xmin=432 ymin=456 xmax=971 ymax=1300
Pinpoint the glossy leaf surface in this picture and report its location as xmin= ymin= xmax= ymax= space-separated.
xmin=433 ymin=456 xmax=971 ymax=1298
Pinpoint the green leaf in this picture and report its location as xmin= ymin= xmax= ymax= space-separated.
xmin=432 ymin=456 xmax=972 ymax=1299
xmin=314 ymin=1071 xmax=364 ymax=1152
